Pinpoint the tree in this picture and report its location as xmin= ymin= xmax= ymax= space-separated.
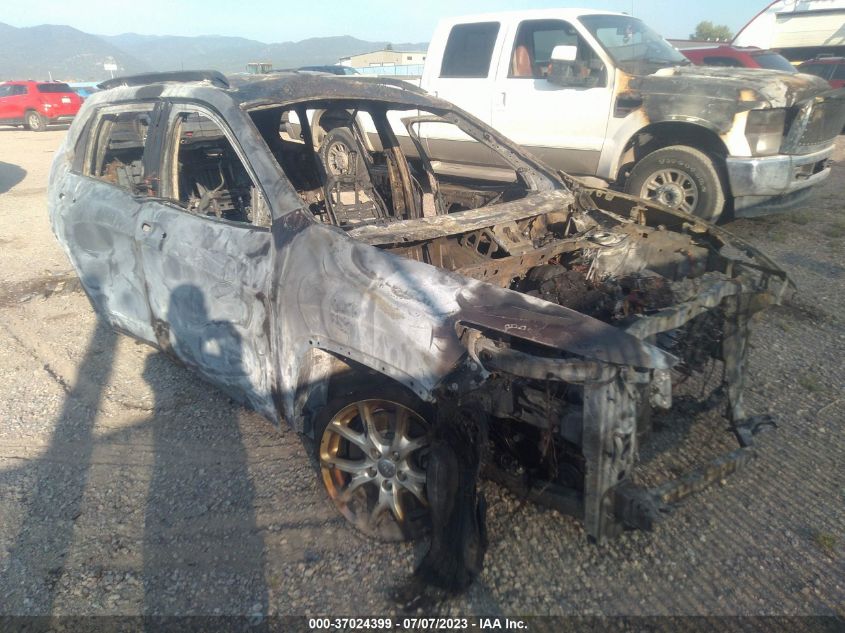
xmin=690 ymin=21 xmax=733 ymax=42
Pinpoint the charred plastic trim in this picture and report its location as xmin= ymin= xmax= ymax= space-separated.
xmin=469 ymin=335 xmax=620 ymax=383
xmin=622 ymin=273 xmax=765 ymax=340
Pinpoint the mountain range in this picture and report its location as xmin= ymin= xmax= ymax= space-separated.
xmin=0 ymin=22 xmax=428 ymax=81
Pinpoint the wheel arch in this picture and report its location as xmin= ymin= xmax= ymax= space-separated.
xmin=291 ymin=346 xmax=431 ymax=438
xmin=616 ymin=121 xmax=730 ymax=187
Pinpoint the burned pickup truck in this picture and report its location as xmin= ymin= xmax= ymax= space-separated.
xmin=49 ymin=71 xmax=788 ymax=588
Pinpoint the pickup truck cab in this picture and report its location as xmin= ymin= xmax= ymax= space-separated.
xmin=413 ymin=9 xmax=845 ymax=221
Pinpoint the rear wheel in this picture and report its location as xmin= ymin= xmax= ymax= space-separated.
xmin=25 ymin=110 xmax=46 ymax=132
xmin=625 ymin=145 xmax=725 ymax=222
xmin=315 ymin=387 xmax=432 ymax=541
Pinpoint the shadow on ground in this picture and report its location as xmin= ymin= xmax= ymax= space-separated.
xmin=141 ymin=285 xmax=268 ymax=619
xmin=0 ymin=161 xmax=26 ymax=194
xmin=0 ymin=284 xmax=269 ymax=620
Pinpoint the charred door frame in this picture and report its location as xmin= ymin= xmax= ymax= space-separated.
xmin=135 ymin=100 xmax=279 ymax=420
xmin=55 ymin=100 xmax=166 ymax=343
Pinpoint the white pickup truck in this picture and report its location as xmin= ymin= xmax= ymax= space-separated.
xmin=309 ymin=9 xmax=845 ymax=221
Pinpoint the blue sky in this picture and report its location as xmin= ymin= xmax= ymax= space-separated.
xmin=4 ymin=0 xmax=766 ymax=42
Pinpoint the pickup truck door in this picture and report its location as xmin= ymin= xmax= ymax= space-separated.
xmin=491 ymin=18 xmax=614 ymax=176
xmin=425 ymin=20 xmax=504 ymax=124
xmin=418 ymin=20 xmax=519 ymax=176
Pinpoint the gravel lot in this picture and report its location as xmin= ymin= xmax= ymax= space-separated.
xmin=0 ymin=127 xmax=842 ymax=621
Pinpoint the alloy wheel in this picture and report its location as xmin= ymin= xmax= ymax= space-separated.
xmin=319 ymin=399 xmax=430 ymax=541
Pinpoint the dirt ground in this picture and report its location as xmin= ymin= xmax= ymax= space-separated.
xmin=0 ymin=126 xmax=842 ymax=621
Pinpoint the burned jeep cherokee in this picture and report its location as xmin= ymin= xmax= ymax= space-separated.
xmin=49 ymin=71 xmax=788 ymax=589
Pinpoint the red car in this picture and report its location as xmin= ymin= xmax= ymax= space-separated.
xmin=797 ymin=57 xmax=845 ymax=89
xmin=0 ymin=80 xmax=83 ymax=131
xmin=681 ymin=45 xmax=796 ymax=73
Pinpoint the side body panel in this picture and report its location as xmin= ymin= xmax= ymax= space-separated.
xmin=136 ymin=203 xmax=276 ymax=420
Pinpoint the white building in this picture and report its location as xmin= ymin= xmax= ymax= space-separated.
xmin=734 ymin=0 xmax=845 ymax=60
xmin=338 ymin=49 xmax=427 ymax=68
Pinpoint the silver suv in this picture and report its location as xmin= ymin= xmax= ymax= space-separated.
xmin=49 ymin=70 xmax=788 ymax=589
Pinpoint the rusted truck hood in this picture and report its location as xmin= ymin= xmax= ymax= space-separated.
xmin=633 ymin=66 xmax=832 ymax=109
xmin=625 ymin=66 xmax=837 ymax=133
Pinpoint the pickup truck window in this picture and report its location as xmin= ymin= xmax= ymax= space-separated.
xmin=579 ymin=14 xmax=687 ymax=75
xmin=509 ymin=19 xmax=599 ymax=80
xmin=440 ymin=22 xmax=500 ymax=78
xmin=800 ymin=63 xmax=833 ymax=80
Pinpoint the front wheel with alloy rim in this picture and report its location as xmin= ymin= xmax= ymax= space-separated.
xmin=25 ymin=110 xmax=46 ymax=132
xmin=625 ymin=145 xmax=725 ymax=222
xmin=315 ymin=391 xmax=432 ymax=541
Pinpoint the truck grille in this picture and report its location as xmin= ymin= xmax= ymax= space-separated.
xmin=783 ymin=93 xmax=845 ymax=154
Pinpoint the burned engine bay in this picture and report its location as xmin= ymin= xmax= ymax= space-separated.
xmin=241 ymin=90 xmax=789 ymax=588
xmin=347 ymin=184 xmax=787 ymax=536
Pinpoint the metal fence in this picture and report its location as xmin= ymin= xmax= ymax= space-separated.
xmin=351 ymin=64 xmax=424 ymax=77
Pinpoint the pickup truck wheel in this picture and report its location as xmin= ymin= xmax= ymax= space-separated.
xmin=315 ymin=389 xmax=432 ymax=542
xmin=626 ymin=145 xmax=725 ymax=222
xmin=25 ymin=110 xmax=46 ymax=132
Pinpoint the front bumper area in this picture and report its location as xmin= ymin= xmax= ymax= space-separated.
xmin=464 ymin=271 xmax=783 ymax=543
xmin=726 ymin=145 xmax=833 ymax=214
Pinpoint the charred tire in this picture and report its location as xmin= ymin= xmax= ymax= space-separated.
xmin=25 ymin=110 xmax=46 ymax=132
xmin=319 ymin=127 xmax=359 ymax=178
xmin=625 ymin=145 xmax=725 ymax=222
xmin=313 ymin=385 xmax=433 ymax=542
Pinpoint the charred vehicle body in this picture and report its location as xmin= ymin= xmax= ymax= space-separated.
xmin=49 ymin=71 xmax=788 ymax=588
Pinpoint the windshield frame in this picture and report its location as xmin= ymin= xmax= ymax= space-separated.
xmin=578 ymin=14 xmax=688 ymax=75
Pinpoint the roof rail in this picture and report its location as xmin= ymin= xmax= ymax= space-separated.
xmin=98 ymin=70 xmax=229 ymax=91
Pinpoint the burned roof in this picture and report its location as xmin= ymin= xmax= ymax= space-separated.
xmin=229 ymin=72 xmax=447 ymax=110
xmin=97 ymin=69 xmax=449 ymax=111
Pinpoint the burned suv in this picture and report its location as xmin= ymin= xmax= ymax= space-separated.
xmin=49 ymin=70 xmax=788 ymax=588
